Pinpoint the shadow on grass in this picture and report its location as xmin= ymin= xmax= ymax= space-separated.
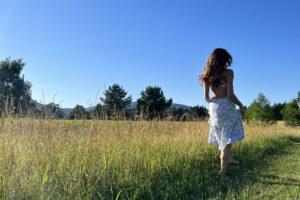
xmin=259 ymin=174 xmax=300 ymax=187
xmin=143 ymin=137 xmax=300 ymax=199
xmin=95 ymin=136 xmax=299 ymax=200
xmin=287 ymin=135 xmax=300 ymax=143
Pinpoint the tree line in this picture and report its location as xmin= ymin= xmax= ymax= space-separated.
xmin=67 ymin=84 xmax=208 ymax=121
xmin=245 ymin=92 xmax=300 ymax=125
xmin=0 ymin=58 xmax=208 ymax=121
xmin=0 ymin=58 xmax=299 ymax=125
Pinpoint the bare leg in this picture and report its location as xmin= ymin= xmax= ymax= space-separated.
xmin=219 ymin=144 xmax=232 ymax=177
xmin=228 ymin=145 xmax=239 ymax=164
xmin=220 ymin=145 xmax=239 ymax=164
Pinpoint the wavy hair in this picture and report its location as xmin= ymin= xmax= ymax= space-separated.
xmin=199 ymin=48 xmax=232 ymax=88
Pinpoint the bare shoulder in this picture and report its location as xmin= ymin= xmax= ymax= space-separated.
xmin=224 ymin=69 xmax=234 ymax=79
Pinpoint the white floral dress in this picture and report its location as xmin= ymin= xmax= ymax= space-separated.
xmin=208 ymin=97 xmax=245 ymax=150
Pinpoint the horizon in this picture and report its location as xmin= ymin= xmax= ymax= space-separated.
xmin=1 ymin=0 xmax=299 ymax=108
xmin=36 ymin=93 xmax=295 ymax=110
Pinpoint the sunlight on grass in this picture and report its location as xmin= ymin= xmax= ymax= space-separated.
xmin=0 ymin=119 xmax=299 ymax=199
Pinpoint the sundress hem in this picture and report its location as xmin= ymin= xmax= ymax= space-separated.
xmin=208 ymin=134 xmax=245 ymax=150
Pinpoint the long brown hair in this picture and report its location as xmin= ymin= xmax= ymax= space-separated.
xmin=199 ymin=48 xmax=232 ymax=88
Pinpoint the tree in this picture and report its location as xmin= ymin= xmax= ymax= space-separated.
xmin=69 ymin=105 xmax=89 ymax=119
xmin=162 ymin=107 xmax=176 ymax=120
xmin=187 ymin=106 xmax=208 ymax=120
xmin=297 ymin=91 xmax=300 ymax=107
xmin=92 ymin=103 xmax=108 ymax=119
xmin=282 ymin=92 xmax=300 ymax=126
xmin=270 ymin=103 xmax=286 ymax=121
xmin=101 ymin=84 xmax=132 ymax=119
xmin=0 ymin=58 xmax=33 ymax=116
xmin=246 ymin=93 xmax=273 ymax=123
xmin=239 ymin=106 xmax=248 ymax=121
xmin=137 ymin=86 xmax=172 ymax=119
xmin=171 ymin=107 xmax=187 ymax=121
xmin=40 ymin=102 xmax=64 ymax=119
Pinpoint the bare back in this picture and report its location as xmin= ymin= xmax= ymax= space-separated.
xmin=210 ymin=69 xmax=230 ymax=99
xmin=203 ymin=68 xmax=236 ymax=104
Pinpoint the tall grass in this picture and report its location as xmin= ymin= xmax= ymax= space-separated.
xmin=0 ymin=118 xmax=299 ymax=199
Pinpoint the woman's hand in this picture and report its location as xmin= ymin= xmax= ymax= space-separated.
xmin=239 ymin=105 xmax=246 ymax=115
xmin=206 ymin=97 xmax=212 ymax=103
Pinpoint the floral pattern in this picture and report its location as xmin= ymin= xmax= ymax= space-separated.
xmin=208 ymin=97 xmax=245 ymax=150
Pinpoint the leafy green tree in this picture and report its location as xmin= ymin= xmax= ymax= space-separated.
xmin=187 ymin=106 xmax=208 ymax=120
xmin=282 ymin=92 xmax=300 ymax=126
xmin=92 ymin=103 xmax=108 ymax=119
xmin=162 ymin=107 xmax=176 ymax=120
xmin=171 ymin=107 xmax=187 ymax=121
xmin=0 ymin=58 xmax=33 ymax=116
xmin=101 ymin=84 xmax=132 ymax=119
xmin=270 ymin=102 xmax=286 ymax=121
xmin=124 ymin=108 xmax=136 ymax=120
xmin=239 ymin=105 xmax=248 ymax=121
xmin=246 ymin=93 xmax=273 ymax=123
xmin=137 ymin=86 xmax=172 ymax=119
xmin=69 ymin=105 xmax=89 ymax=119
xmin=40 ymin=102 xmax=64 ymax=119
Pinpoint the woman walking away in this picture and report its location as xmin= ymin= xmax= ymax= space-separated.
xmin=199 ymin=48 xmax=245 ymax=178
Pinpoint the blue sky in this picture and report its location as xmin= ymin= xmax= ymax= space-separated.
xmin=1 ymin=0 xmax=299 ymax=108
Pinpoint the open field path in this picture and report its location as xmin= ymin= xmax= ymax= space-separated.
xmin=215 ymin=136 xmax=300 ymax=200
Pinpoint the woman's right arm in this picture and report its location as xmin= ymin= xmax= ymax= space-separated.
xmin=226 ymin=69 xmax=244 ymax=108
xmin=204 ymin=81 xmax=211 ymax=103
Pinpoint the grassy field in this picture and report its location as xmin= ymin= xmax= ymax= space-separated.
xmin=0 ymin=118 xmax=299 ymax=199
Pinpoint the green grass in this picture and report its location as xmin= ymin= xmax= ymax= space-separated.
xmin=224 ymin=136 xmax=300 ymax=200
xmin=209 ymin=135 xmax=300 ymax=200
xmin=0 ymin=119 xmax=299 ymax=199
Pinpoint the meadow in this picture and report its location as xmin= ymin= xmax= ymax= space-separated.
xmin=0 ymin=118 xmax=299 ymax=199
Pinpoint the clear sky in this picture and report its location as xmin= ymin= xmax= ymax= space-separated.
xmin=1 ymin=0 xmax=299 ymax=108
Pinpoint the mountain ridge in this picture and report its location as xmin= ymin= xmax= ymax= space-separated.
xmin=37 ymin=102 xmax=191 ymax=116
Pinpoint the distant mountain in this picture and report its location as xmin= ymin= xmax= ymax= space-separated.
xmin=35 ymin=102 xmax=72 ymax=117
xmin=61 ymin=108 xmax=73 ymax=116
xmin=36 ymin=101 xmax=190 ymax=116
xmin=171 ymin=103 xmax=190 ymax=110
xmin=127 ymin=101 xmax=138 ymax=110
xmin=83 ymin=102 xmax=190 ymax=112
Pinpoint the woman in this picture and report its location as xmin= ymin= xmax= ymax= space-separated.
xmin=199 ymin=48 xmax=245 ymax=178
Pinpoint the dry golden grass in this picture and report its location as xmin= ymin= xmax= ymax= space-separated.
xmin=0 ymin=118 xmax=299 ymax=199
